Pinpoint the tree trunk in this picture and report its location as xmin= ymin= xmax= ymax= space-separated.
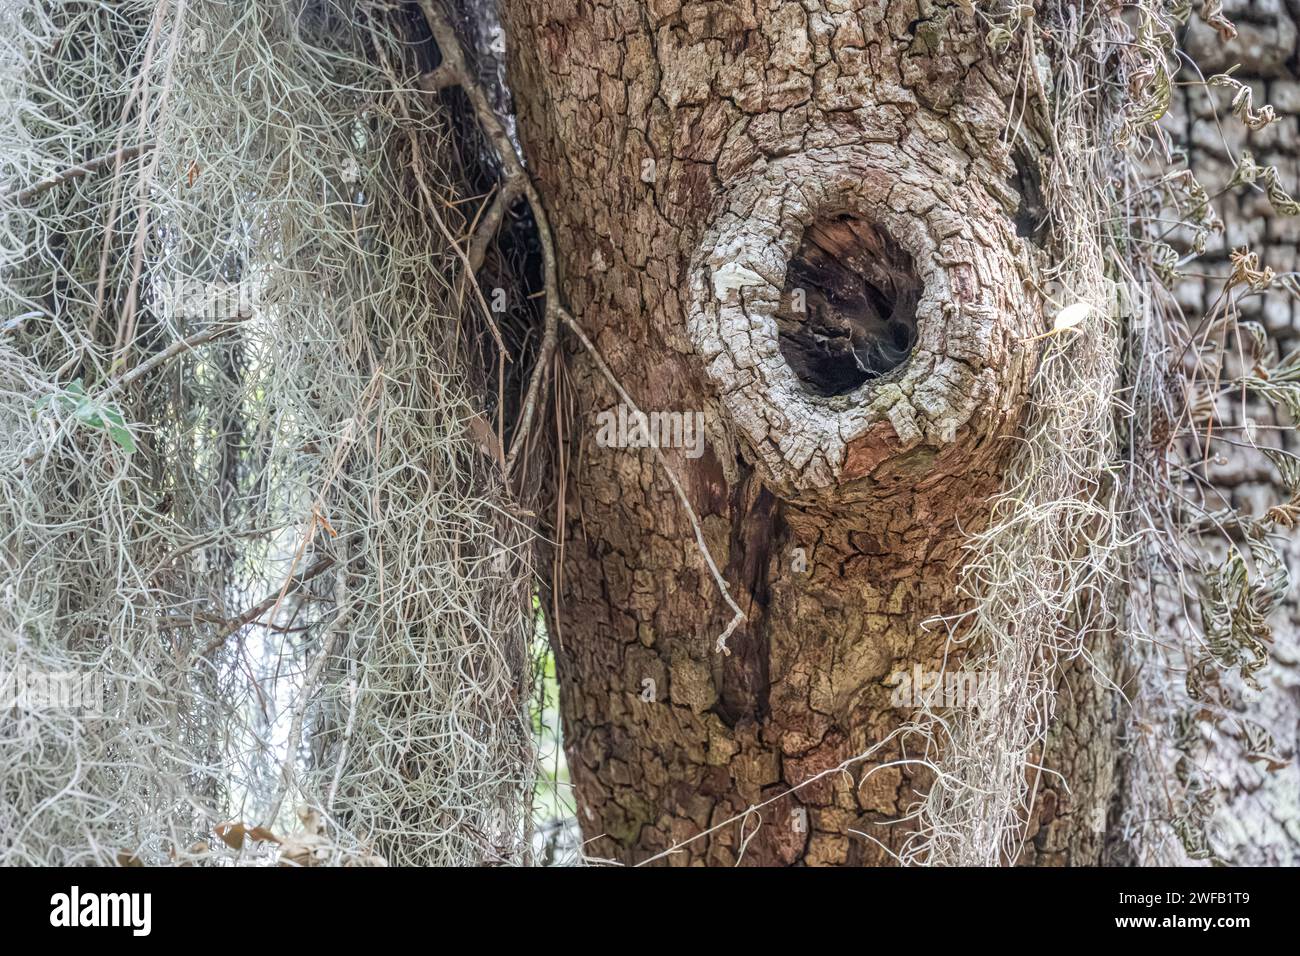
xmin=1159 ymin=0 xmax=1300 ymax=865
xmin=502 ymin=0 xmax=1118 ymax=865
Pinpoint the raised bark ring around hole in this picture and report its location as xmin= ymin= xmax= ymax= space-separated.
xmin=687 ymin=150 xmax=1035 ymax=496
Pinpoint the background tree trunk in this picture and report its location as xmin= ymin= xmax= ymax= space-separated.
xmin=1157 ymin=0 xmax=1300 ymax=865
xmin=502 ymin=0 xmax=1121 ymax=864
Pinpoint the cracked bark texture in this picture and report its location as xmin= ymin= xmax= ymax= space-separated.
xmin=502 ymin=0 xmax=1119 ymax=864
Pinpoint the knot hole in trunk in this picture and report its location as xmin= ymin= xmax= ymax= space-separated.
xmin=775 ymin=213 xmax=922 ymax=397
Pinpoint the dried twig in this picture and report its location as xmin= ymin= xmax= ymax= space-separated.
xmin=415 ymin=0 xmax=555 ymax=474
xmin=3 ymin=142 xmax=154 ymax=205
xmin=196 ymin=557 xmax=336 ymax=658
xmin=105 ymin=320 xmax=247 ymax=394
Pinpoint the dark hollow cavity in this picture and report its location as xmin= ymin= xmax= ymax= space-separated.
xmin=1010 ymin=146 xmax=1048 ymax=243
xmin=775 ymin=212 xmax=922 ymax=397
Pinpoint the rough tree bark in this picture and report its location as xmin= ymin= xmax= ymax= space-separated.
xmin=501 ymin=0 xmax=1120 ymax=864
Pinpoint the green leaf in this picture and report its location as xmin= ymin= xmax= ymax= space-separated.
xmin=101 ymin=405 xmax=126 ymax=427
xmin=48 ymin=379 xmax=136 ymax=454
xmin=107 ymin=423 xmax=136 ymax=453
